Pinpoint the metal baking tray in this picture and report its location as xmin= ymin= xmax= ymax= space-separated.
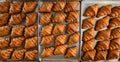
xmin=81 ymin=0 xmax=120 ymax=62
xmin=38 ymin=1 xmax=81 ymax=62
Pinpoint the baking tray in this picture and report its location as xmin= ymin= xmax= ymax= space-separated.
xmin=81 ymin=0 xmax=120 ymax=62
xmin=38 ymin=0 xmax=81 ymax=62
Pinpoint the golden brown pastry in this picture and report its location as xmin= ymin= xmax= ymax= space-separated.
xmin=0 ymin=38 xmax=10 ymax=49
xmin=40 ymin=13 xmax=52 ymax=25
xmin=110 ymin=27 xmax=120 ymax=39
xmin=39 ymin=2 xmax=53 ymax=12
xmin=40 ymin=24 xmax=53 ymax=37
xmin=24 ymin=25 xmax=37 ymax=38
xmin=66 ymin=22 xmax=79 ymax=34
xmin=55 ymin=34 xmax=67 ymax=46
xmin=52 ymin=0 xmax=66 ymax=11
xmin=95 ymin=40 xmax=110 ymax=51
xmin=94 ymin=50 xmax=107 ymax=61
xmin=24 ymin=50 xmax=38 ymax=60
xmin=107 ymin=49 xmax=119 ymax=60
xmin=66 ymin=10 xmax=80 ymax=23
xmin=84 ymin=4 xmax=98 ymax=17
xmin=67 ymin=32 xmax=80 ymax=45
xmin=40 ymin=35 xmax=54 ymax=46
xmin=22 ymin=1 xmax=37 ymax=13
xmin=40 ymin=47 xmax=54 ymax=58
xmin=95 ymin=16 xmax=110 ymax=31
xmin=108 ymin=17 xmax=120 ymax=28
xmin=54 ymin=44 xmax=67 ymax=55
xmin=82 ymin=17 xmax=95 ymax=29
xmin=9 ymin=14 xmax=25 ymax=25
xmin=82 ymin=49 xmax=96 ymax=61
xmin=95 ymin=29 xmax=111 ymax=41
xmin=24 ymin=36 xmax=38 ymax=49
xmin=0 ymin=13 xmax=9 ymax=26
xmin=10 ymin=37 xmax=25 ymax=48
xmin=97 ymin=5 xmax=112 ymax=17
xmin=0 ymin=2 xmax=10 ymax=13
xmin=64 ymin=0 xmax=79 ymax=12
xmin=11 ymin=49 xmax=26 ymax=60
xmin=65 ymin=46 xmax=78 ymax=58
xmin=0 ymin=26 xmax=11 ymax=37
xmin=52 ymin=12 xmax=67 ymax=23
xmin=82 ymin=39 xmax=94 ymax=52
xmin=9 ymin=2 xmax=23 ymax=14
xmin=26 ymin=12 xmax=38 ymax=26
xmin=82 ymin=28 xmax=94 ymax=42
xmin=11 ymin=26 xmax=25 ymax=37
xmin=110 ymin=6 xmax=120 ymax=17
xmin=109 ymin=38 xmax=120 ymax=50
xmin=53 ymin=24 xmax=66 ymax=34
xmin=0 ymin=48 xmax=13 ymax=60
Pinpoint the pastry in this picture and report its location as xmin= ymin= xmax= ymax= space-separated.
xmin=0 ymin=38 xmax=10 ymax=49
xmin=24 ymin=36 xmax=38 ymax=49
xmin=40 ymin=35 xmax=54 ymax=46
xmin=0 ymin=2 xmax=10 ymax=13
xmin=66 ymin=10 xmax=80 ymax=23
xmin=40 ymin=47 xmax=54 ymax=58
xmin=95 ymin=40 xmax=110 ymax=51
xmin=107 ymin=49 xmax=119 ymax=60
xmin=95 ymin=16 xmax=110 ymax=31
xmin=66 ymin=22 xmax=79 ymax=34
xmin=64 ymin=0 xmax=79 ymax=12
xmin=11 ymin=49 xmax=26 ymax=60
xmin=110 ymin=27 xmax=120 ymax=39
xmin=108 ymin=17 xmax=120 ymax=28
xmin=65 ymin=46 xmax=78 ymax=58
xmin=0 ymin=13 xmax=9 ymax=26
xmin=82 ymin=39 xmax=94 ymax=52
xmin=26 ymin=12 xmax=38 ymax=26
xmin=94 ymin=50 xmax=107 ymax=61
xmin=9 ymin=14 xmax=25 ymax=25
xmin=53 ymin=0 xmax=66 ymax=11
xmin=39 ymin=2 xmax=53 ymax=12
xmin=53 ymin=24 xmax=66 ymax=34
xmin=55 ymin=34 xmax=67 ymax=46
xmin=67 ymin=32 xmax=80 ymax=45
xmin=82 ymin=49 xmax=96 ymax=61
xmin=109 ymin=38 xmax=120 ymax=50
xmin=22 ymin=1 xmax=37 ymax=13
xmin=82 ymin=17 xmax=95 ymax=29
xmin=40 ymin=24 xmax=53 ymax=37
xmin=82 ymin=28 xmax=94 ymax=41
xmin=10 ymin=37 xmax=25 ymax=48
xmin=24 ymin=25 xmax=37 ymax=38
xmin=0 ymin=26 xmax=11 ymax=37
xmin=24 ymin=50 xmax=38 ymax=60
xmin=110 ymin=6 xmax=120 ymax=17
xmin=95 ymin=29 xmax=111 ymax=41
xmin=11 ymin=26 xmax=25 ymax=37
xmin=40 ymin=13 xmax=52 ymax=25
xmin=97 ymin=5 xmax=112 ymax=17
xmin=52 ymin=12 xmax=67 ymax=23
xmin=9 ymin=2 xmax=23 ymax=14
xmin=54 ymin=44 xmax=67 ymax=55
xmin=0 ymin=48 xmax=13 ymax=60
xmin=84 ymin=4 xmax=98 ymax=17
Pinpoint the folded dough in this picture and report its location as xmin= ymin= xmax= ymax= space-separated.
xmin=109 ymin=38 xmax=120 ymax=50
xmin=0 ymin=13 xmax=9 ymax=26
xmin=110 ymin=6 xmax=120 ymax=17
xmin=110 ymin=27 xmax=120 ymax=39
xmin=0 ymin=26 xmax=11 ymax=37
xmin=0 ymin=2 xmax=10 ymax=13
xmin=108 ymin=17 xmax=120 ymax=28
xmin=107 ymin=49 xmax=119 ymax=60
xmin=0 ymin=37 xmax=10 ymax=49
xmin=53 ymin=24 xmax=66 ymax=34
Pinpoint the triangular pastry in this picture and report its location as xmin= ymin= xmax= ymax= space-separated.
xmin=82 ymin=17 xmax=95 ymax=29
xmin=84 ymin=4 xmax=98 ymax=17
xmin=109 ymin=38 xmax=120 ymax=50
xmin=97 ymin=5 xmax=112 ymax=17
xmin=110 ymin=6 xmax=120 ymax=17
xmin=95 ymin=29 xmax=111 ymax=41
xmin=95 ymin=16 xmax=110 ymax=31
xmin=108 ymin=17 xmax=120 ymax=28
xmin=107 ymin=49 xmax=119 ymax=60
xmin=82 ymin=28 xmax=94 ymax=41
xmin=110 ymin=27 xmax=120 ymax=39
xmin=53 ymin=24 xmax=66 ymax=34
